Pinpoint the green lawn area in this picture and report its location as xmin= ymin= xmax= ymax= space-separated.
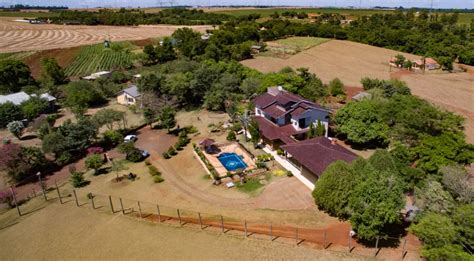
xmin=274 ymin=37 xmax=331 ymax=50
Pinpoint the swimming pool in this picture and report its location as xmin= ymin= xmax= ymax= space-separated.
xmin=217 ymin=153 xmax=248 ymax=171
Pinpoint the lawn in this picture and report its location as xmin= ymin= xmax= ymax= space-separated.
xmin=273 ymin=37 xmax=331 ymax=51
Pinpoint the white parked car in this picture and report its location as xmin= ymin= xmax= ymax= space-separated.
xmin=124 ymin=135 xmax=137 ymax=142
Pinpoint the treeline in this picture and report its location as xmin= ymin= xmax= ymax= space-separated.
xmin=43 ymin=8 xmax=234 ymax=26
xmin=2 ymin=4 xmax=68 ymax=10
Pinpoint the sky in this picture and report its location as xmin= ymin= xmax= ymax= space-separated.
xmin=2 ymin=0 xmax=473 ymax=9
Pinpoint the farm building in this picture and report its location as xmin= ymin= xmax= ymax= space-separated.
xmin=253 ymin=86 xmax=330 ymax=150
xmin=116 ymin=85 xmax=141 ymax=106
xmin=281 ymin=137 xmax=358 ymax=184
xmin=413 ymin=58 xmax=440 ymax=70
xmin=0 ymin=92 xmax=56 ymax=110
xmin=82 ymin=71 xmax=112 ymax=80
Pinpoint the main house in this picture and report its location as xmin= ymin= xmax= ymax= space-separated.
xmin=116 ymin=85 xmax=141 ymax=106
xmin=253 ymin=86 xmax=357 ymax=189
xmin=253 ymin=86 xmax=330 ymax=149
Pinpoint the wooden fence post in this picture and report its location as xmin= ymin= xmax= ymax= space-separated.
xmin=348 ymin=232 xmax=352 ymax=252
xmin=55 ymin=180 xmax=63 ymax=204
xmin=156 ymin=205 xmax=161 ymax=222
xmin=198 ymin=212 xmax=203 ymax=229
xmin=10 ymin=187 xmax=21 ymax=217
xmin=73 ymin=190 xmax=79 ymax=207
xmin=108 ymin=196 xmax=114 ymax=213
xmin=401 ymin=238 xmax=407 ymax=260
xmin=138 ymin=201 xmax=142 ymax=218
xmin=90 ymin=193 xmax=95 ymax=209
xmin=295 ymin=228 xmax=299 ymax=245
xmin=177 ymin=209 xmax=182 ymax=225
xmin=220 ymin=215 xmax=224 ymax=233
xmin=269 ymin=223 xmax=272 ymax=240
xmin=119 ymin=197 xmax=125 ymax=214
xmin=374 ymin=236 xmax=380 ymax=257
xmin=323 ymin=231 xmax=328 ymax=249
xmin=244 ymin=220 xmax=248 ymax=238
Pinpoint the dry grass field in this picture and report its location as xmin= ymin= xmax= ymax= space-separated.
xmin=0 ymin=200 xmax=367 ymax=260
xmin=0 ymin=17 xmax=211 ymax=53
xmin=242 ymin=40 xmax=474 ymax=143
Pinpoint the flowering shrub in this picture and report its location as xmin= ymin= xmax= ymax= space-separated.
xmin=87 ymin=146 xmax=104 ymax=155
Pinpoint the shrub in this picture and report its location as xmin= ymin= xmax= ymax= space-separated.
xmin=286 ymin=170 xmax=293 ymax=177
xmin=103 ymin=130 xmax=123 ymax=146
xmin=126 ymin=149 xmax=143 ymax=162
xmin=226 ymin=131 xmax=236 ymax=141
xmin=184 ymin=125 xmax=198 ymax=134
xmin=87 ymin=146 xmax=104 ymax=155
xmin=7 ymin=121 xmax=24 ymax=139
xmin=162 ymin=152 xmax=171 ymax=159
xmin=148 ymin=165 xmax=161 ymax=176
xmin=144 ymin=160 xmax=151 ymax=166
xmin=153 ymin=175 xmax=164 ymax=183
xmin=56 ymin=152 xmax=72 ymax=166
xmin=167 ymin=146 xmax=177 ymax=156
xmin=70 ymin=172 xmax=87 ymax=188
xmin=277 ymin=148 xmax=285 ymax=156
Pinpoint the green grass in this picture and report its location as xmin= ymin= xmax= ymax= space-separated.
xmin=274 ymin=37 xmax=330 ymax=50
xmin=64 ymin=42 xmax=135 ymax=77
xmin=237 ymin=178 xmax=264 ymax=194
xmin=0 ymin=51 xmax=35 ymax=61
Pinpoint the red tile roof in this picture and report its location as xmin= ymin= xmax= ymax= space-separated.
xmin=281 ymin=138 xmax=357 ymax=176
xmin=254 ymin=116 xmax=303 ymax=143
xmin=262 ymin=104 xmax=287 ymax=118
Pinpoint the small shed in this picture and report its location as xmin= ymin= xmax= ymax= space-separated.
xmin=116 ymin=85 xmax=141 ymax=106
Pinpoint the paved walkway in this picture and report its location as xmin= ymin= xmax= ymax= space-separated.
xmin=262 ymin=147 xmax=315 ymax=190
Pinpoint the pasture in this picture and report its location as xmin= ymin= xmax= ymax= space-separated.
xmin=0 ymin=17 xmax=211 ymax=53
xmin=242 ymin=40 xmax=474 ymax=143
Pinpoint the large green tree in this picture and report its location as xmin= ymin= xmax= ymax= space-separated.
xmin=0 ymin=60 xmax=35 ymax=94
xmin=172 ymin=27 xmax=204 ymax=58
xmin=0 ymin=102 xmax=23 ymax=128
xmin=41 ymin=57 xmax=68 ymax=85
xmin=64 ymin=81 xmax=105 ymax=117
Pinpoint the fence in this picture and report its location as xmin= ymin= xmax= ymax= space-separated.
xmin=2 ymin=183 xmax=420 ymax=260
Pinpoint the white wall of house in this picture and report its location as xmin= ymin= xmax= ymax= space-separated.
xmin=290 ymin=109 xmax=329 ymax=136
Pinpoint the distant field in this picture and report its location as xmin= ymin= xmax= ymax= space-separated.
xmin=241 ymin=40 xmax=474 ymax=143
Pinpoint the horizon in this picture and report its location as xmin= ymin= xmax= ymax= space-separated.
xmin=1 ymin=1 xmax=473 ymax=9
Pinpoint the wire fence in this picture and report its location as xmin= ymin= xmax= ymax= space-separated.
xmin=2 ymin=182 xmax=421 ymax=260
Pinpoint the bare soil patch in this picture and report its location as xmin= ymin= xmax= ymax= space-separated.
xmin=23 ymin=46 xmax=81 ymax=78
xmin=0 ymin=17 xmax=212 ymax=53
xmin=242 ymin=40 xmax=474 ymax=143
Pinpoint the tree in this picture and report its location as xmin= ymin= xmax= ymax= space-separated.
xmin=155 ymin=37 xmax=177 ymax=63
xmin=452 ymin=204 xmax=474 ymax=250
xmin=348 ymin=168 xmax=404 ymax=240
xmin=143 ymin=108 xmax=156 ymax=127
xmin=0 ymin=143 xmax=47 ymax=182
xmin=315 ymin=119 xmax=326 ymax=137
xmin=0 ymin=60 xmax=35 ymax=94
xmin=394 ymin=54 xmax=405 ymax=67
xmin=41 ymin=57 xmax=67 ymax=85
xmin=226 ymin=130 xmax=236 ymax=141
xmin=307 ymin=122 xmax=316 ymax=139
xmin=92 ymin=109 xmax=125 ymax=130
xmin=312 ymin=160 xmax=358 ymax=218
xmin=110 ymin=159 xmax=127 ymax=180
xmin=20 ymin=96 xmax=48 ymax=120
xmin=248 ymin=119 xmax=260 ymax=147
xmin=85 ymin=154 xmax=104 ymax=175
xmin=41 ymin=132 xmax=67 ymax=156
xmin=414 ymin=133 xmax=474 ymax=174
xmin=440 ymin=165 xmax=473 ymax=204
xmin=329 ymin=78 xmax=345 ymax=97
xmin=415 ymin=180 xmax=455 ymax=214
xmin=409 ymin=212 xmax=457 ymax=249
xmin=137 ymin=73 xmax=163 ymax=93
xmin=421 ymin=244 xmax=472 ymax=260
xmin=70 ymin=172 xmax=88 ymax=188
xmin=172 ymin=27 xmax=203 ymax=58
xmin=334 ymin=100 xmax=389 ymax=146
xmin=64 ymin=81 xmax=105 ymax=117
xmin=0 ymin=102 xmax=23 ymax=128
xmin=143 ymin=44 xmax=157 ymax=65
xmin=158 ymin=106 xmax=176 ymax=132
xmin=7 ymin=121 xmax=24 ymax=139
xmin=102 ymin=130 xmax=123 ymax=146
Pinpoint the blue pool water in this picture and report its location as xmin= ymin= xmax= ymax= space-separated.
xmin=218 ymin=153 xmax=248 ymax=171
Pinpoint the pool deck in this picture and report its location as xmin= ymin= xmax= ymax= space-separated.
xmin=204 ymin=143 xmax=256 ymax=177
